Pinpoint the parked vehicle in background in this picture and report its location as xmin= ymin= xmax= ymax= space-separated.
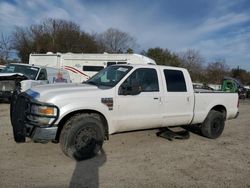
xmin=11 ymin=64 xmax=239 ymax=160
xmin=29 ymin=52 xmax=156 ymax=83
xmin=193 ymin=83 xmax=214 ymax=91
xmin=245 ymin=86 xmax=250 ymax=98
xmin=0 ymin=63 xmax=70 ymax=101
xmin=0 ymin=65 xmax=5 ymax=72
xmin=221 ymin=77 xmax=247 ymax=99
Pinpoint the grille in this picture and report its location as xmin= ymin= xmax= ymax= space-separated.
xmin=0 ymin=80 xmax=15 ymax=91
xmin=11 ymin=93 xmax=30 ymax=124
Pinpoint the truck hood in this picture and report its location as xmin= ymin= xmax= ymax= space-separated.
xmin=0 ymin=73 xmax=28 ymax=80
xmin=26 ymin=83 xmax=106 ymax=102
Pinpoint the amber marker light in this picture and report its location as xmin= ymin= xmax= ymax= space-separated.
xmin=38 ymin=106 xmax=55 ymax=116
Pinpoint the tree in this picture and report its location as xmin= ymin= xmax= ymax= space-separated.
xmin=178 ymin=49 xmax=205 ymax=82
xmin=231 ymin=67 xmax=250 ymax=85
xmin=0 ymin=33 xmax=14 ymax=64
xmin=98 ymin=28 xmax=136 ymax=53
xmin=206 ymin=60 xmax=230 ymax=84
xmin=126 ymin=48 xmax=134 ymax=54
xmin=145 ymin=47 xmax=181 ymax=67
xmin=12 ymin=18 xmax=101 ymax=63
xmin=12 ymin=27 xmax=33 ymax=63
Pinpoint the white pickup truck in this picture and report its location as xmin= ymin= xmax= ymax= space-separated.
xmin=11 ymin=64 xmax=239 ymax=160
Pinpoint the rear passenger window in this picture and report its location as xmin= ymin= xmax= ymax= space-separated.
xmin=164 ymin=69 xmax=187 ymax=92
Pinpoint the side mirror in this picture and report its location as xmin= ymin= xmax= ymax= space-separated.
xmin=119 ymin=81 xmax=141 ymax=95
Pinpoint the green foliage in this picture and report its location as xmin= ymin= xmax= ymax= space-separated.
xmin=145 ymin=47 xmax=181 ymax=67
xmin=127 ymin=48 xmax=134 ymax=54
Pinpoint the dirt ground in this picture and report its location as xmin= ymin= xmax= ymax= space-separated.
xmin=0 ymin=100 xmax=250 ymax=188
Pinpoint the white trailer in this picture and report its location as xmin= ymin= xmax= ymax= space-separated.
xmin=29 ymin=53 xmax=156 ymax=83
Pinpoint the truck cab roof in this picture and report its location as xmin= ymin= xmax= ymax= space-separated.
xmin=112 ymin=63 xmax=188 ymax=72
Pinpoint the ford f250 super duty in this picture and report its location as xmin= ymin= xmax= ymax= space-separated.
xmin=10 ymin=64 xmax=239 ymax=160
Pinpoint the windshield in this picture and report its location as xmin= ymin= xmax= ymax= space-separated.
xmin=2 ymin=64 xmax=39 ymax=79
xmin=86 ymin=65 xmax=132 ymax=88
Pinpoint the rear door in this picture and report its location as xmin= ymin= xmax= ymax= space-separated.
xmin=114 ymin=67 xmax=164 ymax=132
xmin=162 ymin=69 xmax=194 ymax=126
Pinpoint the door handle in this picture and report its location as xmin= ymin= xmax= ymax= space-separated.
xmin=154 ymin=97 xmax=162 ymax=103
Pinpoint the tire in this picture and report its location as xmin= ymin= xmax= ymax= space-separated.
xmin=201 ymin=110 xmax=225 ymax=139
xmin=60 ymin=113 xmax=105 ymax=160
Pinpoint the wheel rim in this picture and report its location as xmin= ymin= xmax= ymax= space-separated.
xmin=211 ymin=118 xmax=222 ymax=135
xmin=74 ymin=126 xmax=97 ymax=152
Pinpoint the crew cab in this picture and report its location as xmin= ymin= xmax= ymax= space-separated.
xmin=11 ymin=64 xmax=239 ymax=160
xmin=0 ymin=63 xmax=70 ymax=101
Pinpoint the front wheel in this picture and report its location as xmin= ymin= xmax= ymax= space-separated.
xmin=201 ymin=110 xmax=225 ymax=139
xmin=60 ymin=113 xmax=105 ymax=160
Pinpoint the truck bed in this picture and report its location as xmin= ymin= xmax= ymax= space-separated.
xmin=194 ymin=89 xmax=232 ymax=93
xmin=192 ymin=91 xmax=238 ymax=124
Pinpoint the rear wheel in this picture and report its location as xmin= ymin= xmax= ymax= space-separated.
xmin=60 ymin=113 xmax=104 ymax=160
xmin=201 ymin=110 xmax=225 ymax=139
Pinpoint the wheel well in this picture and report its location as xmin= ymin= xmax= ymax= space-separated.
xmin=55 ymin=110 xmax=109 ymax=142
xmin=210 ymin=105 xmax=227 ymax=120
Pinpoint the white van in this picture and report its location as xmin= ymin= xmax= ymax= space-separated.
xmin=29 ymin=53 xmax=156 ymax=83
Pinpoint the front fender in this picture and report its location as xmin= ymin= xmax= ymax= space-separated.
xmin=55 ymin=101 xmax=113 ymax=133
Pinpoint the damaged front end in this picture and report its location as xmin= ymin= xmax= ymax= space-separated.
xmin=0 ymin=74 xmax=28 ymax=101
xmin=10 ymin=91 xmax=59 ymax=143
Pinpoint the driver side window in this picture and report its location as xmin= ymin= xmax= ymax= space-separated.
xmin=119 ymin=68 xmax=159 ymax=95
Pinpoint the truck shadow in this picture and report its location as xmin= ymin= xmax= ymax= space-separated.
xmin=181 ymin=125 xmax=202 ymax=136
xmin=156 ymin=125 xmax=203 ymax=140
xmin=69 ymin=149 xmax=106 ymax=188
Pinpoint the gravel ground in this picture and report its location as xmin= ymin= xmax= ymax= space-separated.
xmin=0 ymin=100 xmax=250 ymax=188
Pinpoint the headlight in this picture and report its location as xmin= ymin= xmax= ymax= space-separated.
xmin=32 ymin=105 xmax=56 ymax=116
xmin=28 ymin=104 xmax=59 ymax=125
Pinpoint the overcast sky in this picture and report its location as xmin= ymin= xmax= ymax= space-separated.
xmin=0 ymin=0 xmax=250 ymax=70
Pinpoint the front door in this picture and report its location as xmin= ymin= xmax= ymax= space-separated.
xmin=114 ymin=68 xmax=164 ymax=132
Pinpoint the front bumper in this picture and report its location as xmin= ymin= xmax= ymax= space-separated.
xmin=27 ymin=124 xmax=58 ymax=142
xmin=11 ymin=92 xmax=59 ymax=143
